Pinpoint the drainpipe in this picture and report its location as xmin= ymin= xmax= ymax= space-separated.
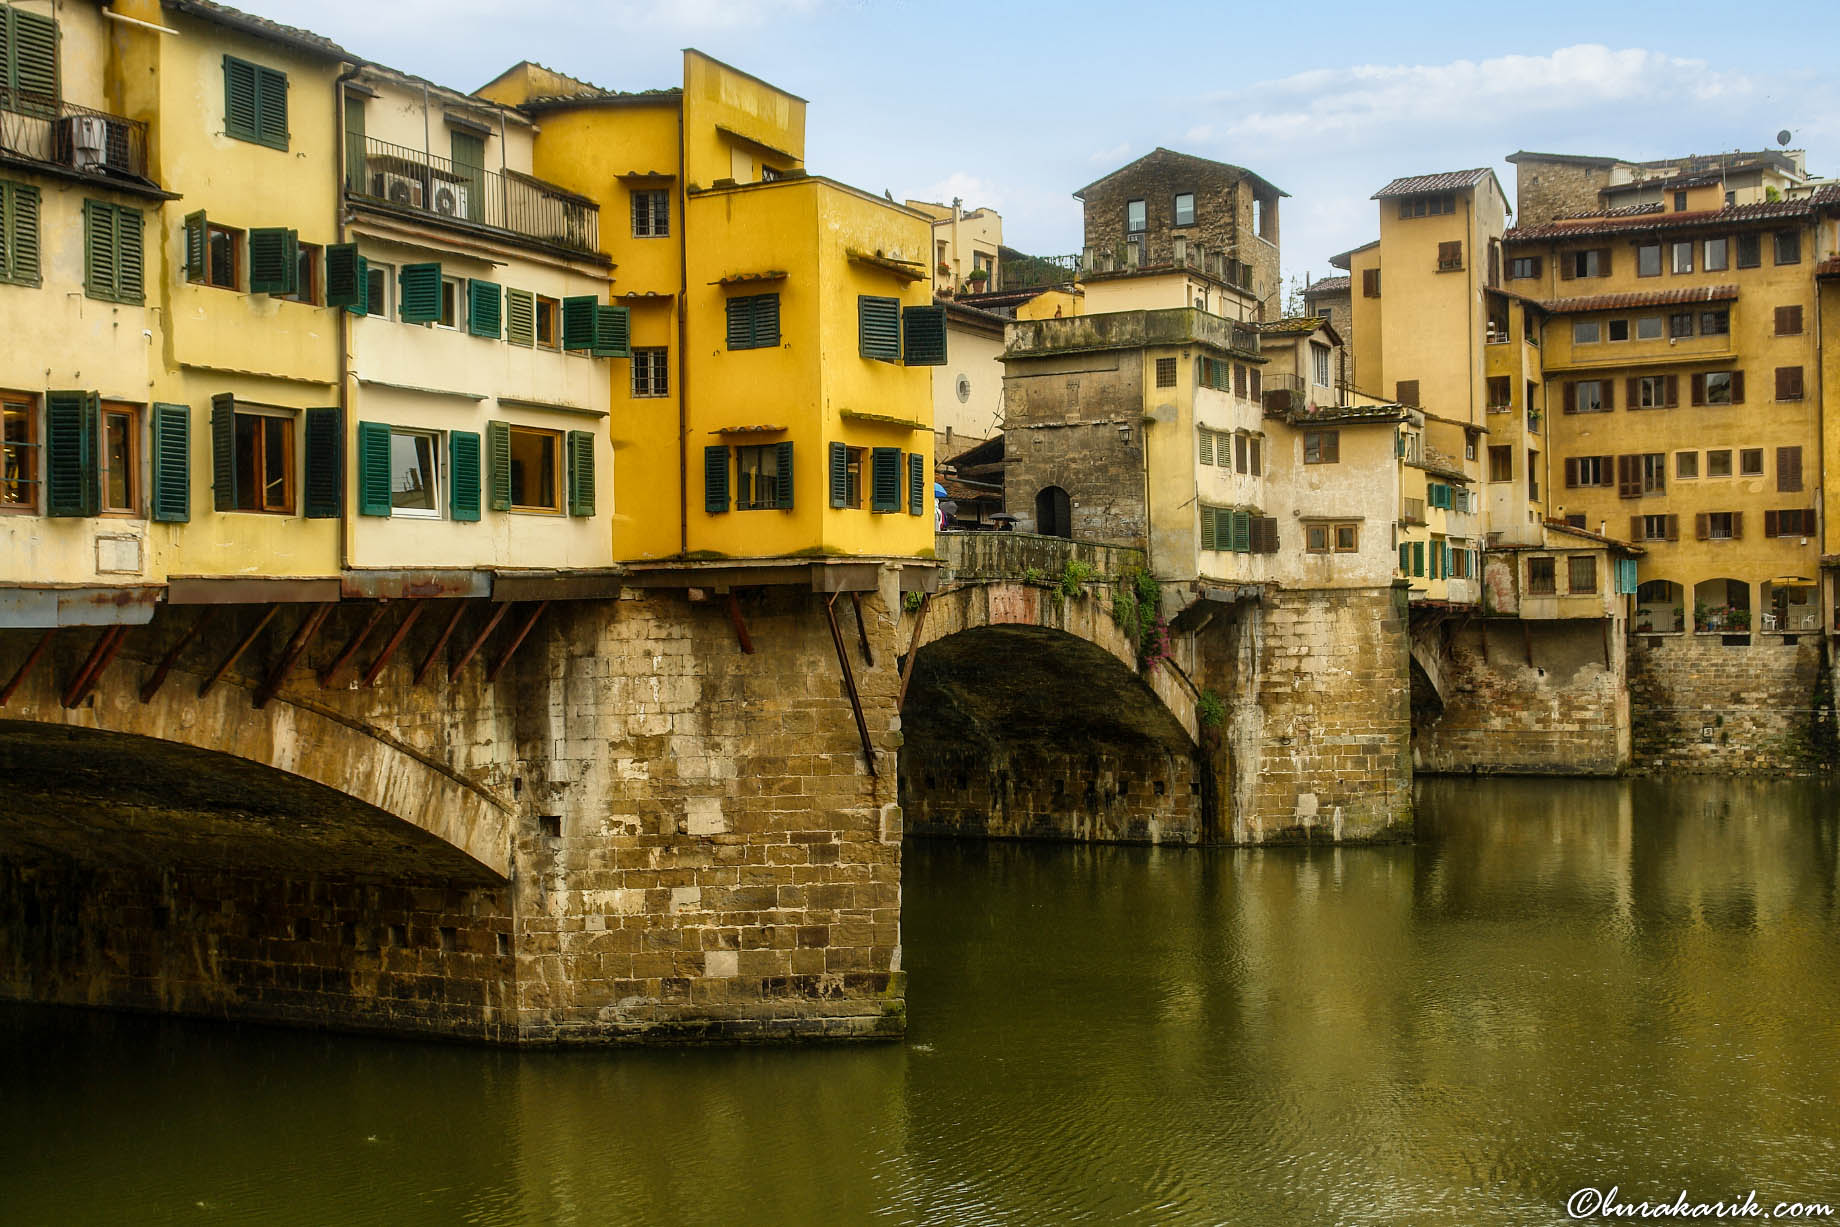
xmin=676 ymin=105 xmax=690 ymax=557
xmin=334 ymin=60 xmax=368 ymax=573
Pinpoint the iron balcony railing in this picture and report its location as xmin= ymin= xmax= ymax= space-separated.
xmin=347 ymin=136 xmax=598 ymax=255
xmin=0 ymin=89 xmax=150 ymax=182
xmin=1260 ymin=372 xmax=1306 ymax=415
xmin=999 ymin=252 xmax=1080 ymax=290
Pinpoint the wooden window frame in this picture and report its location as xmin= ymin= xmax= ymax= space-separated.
xmin=535 ymin=295 xmax=560 ymax=349
xmin=1488 ymin=445 xmax=1513 ymax=483
xmin=1775 ymin=305 xmax=1804 ymax=336
xmin=1676 ymin=451 xmax=1698 ymax=479
xmin=631 ymin=189 xmax=670 ymax=238
xmin=1302 ymin=429 xmax=1339 ymax=464
xmin=1739 ymin=448 xmax=1763 ymax=477
xmin=1 ymin=390 xmax=39 ymax=512
xmin=1776 ymin=366 xmax=1805 ymax=402
xmin=201 ymin=221 xmax=242 ymax=289
xmin=232 ymin=408 xmax=295 ymax=515
xmin=281 ymin=239 xmax=321 ymax=305
xmin=1435 ymin=240 xmax=1463 ymax=272
xmin=1706 ymin=449 xmax=1732 ymax=478
xmin=1508 ymin=256 xmax=1539 ymax=280
xmin=1635 ymin=243 xmax=1662 ymax=278
xmin=1305 ymin=523 xmax=1330 ymax=553
xmin=1527 ymin=556 xmax=1557 ymax=596
xmin=632 ymin=347 xmax=669 ymax=398
xmin=506 ymin=425 xmax=563 ymax=514
xmin=1736 ymin=233 xmax=1761 ymax=269
xmin=1773 ymin=230 xmax=1801 ymax=266
xmin=98 ymin=402 xmax=140 ymax=516
xmin=1361 ymin=268 xmax=1380 ymax=298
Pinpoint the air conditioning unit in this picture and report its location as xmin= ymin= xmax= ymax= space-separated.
xmin=431 ymin=182 xmax=468 ymax=218
xmin=371 ymin=170 xmax=424 ymax=209
xmin=60 ymin=115 xmax=109 ymax=172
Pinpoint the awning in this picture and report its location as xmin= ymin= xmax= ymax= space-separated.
xmin=1768 ymin=575 xmax=1817 ymax=588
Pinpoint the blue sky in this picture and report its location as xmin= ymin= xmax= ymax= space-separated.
xmin=256 ymin=0 xmax=1839 ymax=296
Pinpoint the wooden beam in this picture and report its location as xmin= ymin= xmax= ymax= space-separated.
xmin=361 ymin=601 xmax=425 ymax=688
xmin=253 ymin=603 xmax=334 ymax=709
xmin=897 ymin=592 xmax=932 ymax=709
xmin=413 ymin=601 xmax=470 ymax=685
xmin=825 ymin=592 xmax=877 ymax=776
xmin=199 ymin=605 xmax=280 ymax=698
xmin=318 ymin=603 xmax=390 ymax=686
xmin=849 ymin=591 xmax=874 ymax=667
xmin=725 ymin=592 xmax=754 ymax=654
xmin=141 ymin=608 xmax=216 ymax=703
xmin=62 ymin=625 xmax=129 ymax=709
xmin=0 ymin=629 xmax=56 ymax=707
xmin=484 ymin=601 xmax=549 ymax=683
xmin=448 ymin=603 xmax=510 ymax=683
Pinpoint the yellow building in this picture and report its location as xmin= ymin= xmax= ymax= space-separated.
xmin=904 ymin=198 xmax=1001 ymax=296
xmin=478 ymin=52 xmax=939 ymax=565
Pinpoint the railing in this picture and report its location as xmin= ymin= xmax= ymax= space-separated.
xmin=999 ymin=252 xmax=1080 ymax=290
xmin=1261 ymin=373 xmax=1305 ymax=415
xmin=0 ymin=90 xmax=149 ymax=182
xmin=347 ymin=136 xmax=598 ymax=255
xmin=936 ymin=530 xmax=1146 ymax=587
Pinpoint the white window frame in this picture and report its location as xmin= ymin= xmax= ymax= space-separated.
xmin=1311 ymin=342 xmax=1332 ymax=388
xmin=365 ymin=260 xmax=395 ymax=320
xmin=389 ymin=426 xmax=443 ymax=520
xmin=436 ymin=275 xmax=463 ymax=331
xmin=632 ymin=348 xmax=669 ymax=398
xmin=632 ymin=189 xmax=669 ymax=238
xmin=1636 ymin=315 xmax=1663 ymax=340
xmin=1573 ymin=320 xmax=1600 ymax=345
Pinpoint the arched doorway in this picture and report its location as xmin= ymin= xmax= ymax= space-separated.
xmin=1035 ymin=486 xmax=1071 ymax=538
xmin=1635 ymin=580 xmax=1684 ymax=634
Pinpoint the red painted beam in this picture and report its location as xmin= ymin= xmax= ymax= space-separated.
xmin=0 ymin=629 xmax=56 ymax=707
xmin=448 ymin=603 xmax=510 ymax=683
xmin=414 ymin=601 xmax=471 ymax=685
xmin=485 ymin=601 xmax=549 ymax=683
xmin=361 ymin=601 xmax=425 ymax=688
xmin=140 ymin=608 xmax=217 ymax=703
xmin=254 ymin=602 xmax=334 ymax=709
xmin=62 ymin=625 xmax=128 ymax=709
xmin=198 ymin=605 xmax=281 ymax=698
xmin=318 ymin=603 xmax=391 ymax=686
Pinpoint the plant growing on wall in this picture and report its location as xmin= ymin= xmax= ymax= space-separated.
xmin=1059 ymin=560 xmax=1097 ymax=600
xmin=1197 ymin=690 xmax=1225 ymax=728
xmin=1111 ymin=568 xmax=1168 ymax=670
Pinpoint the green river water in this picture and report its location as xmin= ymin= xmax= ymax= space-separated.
xmin=4 ymin=776 xmax=1839 ymax=1226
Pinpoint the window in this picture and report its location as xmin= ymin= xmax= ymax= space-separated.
xmin=282 ymin=240 xmax=320 ymax=305
xmin=1155 ymin=357 xmax=1177 ymax=388
xmin=631 ymin=190 xmax=669 ymax=238
xmin=1706 ymin=449 xmax=1732 ymax=478
xmin=859 ymin=295 xmax=900 ymax=362
xmin=1607 ymin=319 xmax=1629 ymax=342
xmin=232 ymin=410 xmax=294 ymax=513
xmin=1305 ymin=522 xmax=1359 ymax=554
xmin=1527 ymin=557 xmax=1556 ymax=595
xmin=507 ymin=426 xmax=561 ymax=512
xmin=1395 ymin=379 xmax=1419 ymax=406
xmin=2 ymin=392 xmax=37 ymax=510
xmin=1568 ymin=555 xmax=1597 ymax=594
xmin=1509 ymin=256 xmax=1539 ymax=279
xmin=1775 ymin=305 xmax=1803 ymax=335
xmin=0 ymin=180 xmax=39 ymax=288
xmin=1740 ymin=448 xmax=1763 ymax=477
xmin=1234 ymin=432 xmax=1248 ymax=474
xmin=1636 ymin=243 xmax=1662 ymax=277
xmin=1704 ymin=237 xmax=1728 ymax=271
xmin=1173 ymin=193 xmax=1195 ymax=227
xmin=1567 ymin=380 xmax=1608 ymax=413
xmin=82 ymin=201 xmax=144 ymax=305
xmin=1571 ymin=248 xmax=1608 ymax=277
xmin=1676 ymin=451 xmax=1698 ymax=479
xmin=1668 ymin=312 xmax=1694 ymax=339
xmin=1397 ymin=194 xmax=1454 ymax=218
xmin=1768 ymin=508 xmax=1814 ymax=538
xmin=1527 ymin=449 xmax=1540 ymax=500
xmin=1776 ymin=366 xmax=1805 ymax=401
xmin=1778 ymin=445 xmax=1803 ymax=492
xmin=1705 ymin=512 xmax=1735 ymax=540
xmin=1634 ymin=375 xmax=1674 ymax=409
xmin=1234 ymin=363 xmax=1248 ymax=399
xmin=535 ymin=295 xmax=559 ymax=348
xmin=632 ymin=348 xmax=669 ymax=398
xmin=0 ymin=7 xmax=55 ymax=116
xmin=363 ymin=261 xmax=392 ymax=318
xmin=1573 ymin=320 xmax=1600 ymax=345
xmin=99 ymin=404 xmax=138 ymax=514
xmin=1488 ymin=445 xmax=1512 ymax=482
xmin=1673 ymin=190 xmax=1687 ymax=213
xmin=1736 ymin=233 xmax=1761 ymax=268
xmin=1311 ymin=343 xmax=1331 ymax=387
xmin=1700 ymin=309 xmax=1729 ymax=336
xmin=735 ymin=444 xmax=786 ymax=511
xmin=1486 ymin=376 xmax=1511 ymax=409
xmin=1126 ymin=199 xmax=1146 ymax=233
xmin=389 ymin=428 xmax=440 ymax=517
xmin=1303 ymin=430 xmax=1339 ymax=464
xmin=1306 ymin=523 xmax=1330 ymax=553
xmin=1436 ymin=241 xmax=1462 ymax=271
xmin=1569 ymin=456 xmax=1611 ymax=487
xmin=223 ymin=55 xmax=289 ymax=150
xmin=1773 ymin=230 xmax=1800 ymax=265
xmin=1362 ymin=268 xmax=1380 ymax=297
xmin=1669 ymin=241 xmax=1693 ymax=274
xmin=1636 ymin=315 xmax=1663 ymax=340
xmin=1642 ymin=515 xmax=1671 ymax=541
xmin=1641 ymin=452 xmax=1666 ymax=493
xmin=1249 ymin=435 xmax=1261 ymax=476
xmin=436 ymin=276 xmax=462 ymax=329
xmin=843 ymin=446 xmax=863 ymax=508
xmin=726 ymin=293 xmax=780 ymax=350
xmin=1701 ymin=371 xmax=1739 ymax=405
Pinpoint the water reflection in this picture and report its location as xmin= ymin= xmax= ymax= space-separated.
xmin=3 ymin=778 xmax=1837 ymax=1226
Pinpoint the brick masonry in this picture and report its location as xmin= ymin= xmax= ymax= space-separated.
xmin=1627 ymin=634 xmax=1832 ymax=773
xmin=1003 ymin=354 xmax=1150 ymax=545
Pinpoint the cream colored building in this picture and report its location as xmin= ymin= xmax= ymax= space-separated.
xmin=932 ymin=301 xmax=1006 ymax=456
xmin=907 ymin=198 xmax=1001 ymax=296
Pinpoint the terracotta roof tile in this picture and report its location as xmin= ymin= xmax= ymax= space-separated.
xmin=1538 ymin=284 xmax=1739 ymax=314
xmin=165 ymin=0 xmax=348 ymax=58
xmin=1817 ymin=257 xmax=1840 ymax=278
xmin=1373 ymin=168 xmax=1493 ymax=199
xmin=1304 ymin=275 xmax=1351 ymax=294
xmin=1506 ymin=192 xmax=1834 ymax=242
xmin=1256 ymin=316 xmax=1327 ymax=336
xmin=1554 ymin=203 xmax=1665 ymax=221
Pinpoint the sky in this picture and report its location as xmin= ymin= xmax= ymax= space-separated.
xmin=251 ymin=0 xmax=1840 ymax=298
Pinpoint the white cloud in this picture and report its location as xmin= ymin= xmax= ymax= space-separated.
xmin=919 ymin=172 xmax=1005 ymax=212
xmin=1089 ymin=142 xmax=1131 ymax=164
xmin=1184 ymin=124 xmax=1213 ymax=143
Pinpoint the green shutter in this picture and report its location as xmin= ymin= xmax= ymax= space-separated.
xmin=562 ymin=295 xmax=598 ymax=350
xmin=83 ymin=199 xmax=115 ymax=301
xmin=704 ymin=445 xmax=729 ymax=513
xmin=6 ymin=9 xmax=57 ymax=116
xmin=467 ymin=279 xmax=502 ymax=339
xmin=149 ymin=403 xmax=191 ymax=523
xmin=870 ymin=447 xmax=901 ymax=512
xmin=751 ymin=294 xmax=779 ymax=347
xmin=255 ymin=65 xmax=288 ymax=150
xmin=356 ymin=420 xmax=391 ymax=517
xmin=304 ymin=408 xmax=342 ymax=519
xmin=1412 ymin=541 xmax=1424 ymax=577
xmin=223 ymin=56 xmax=258 ymax=142
xmin=486 ymin=421 xmax=511 ymax=511
xmin=0 ymin=180 xmax=40 ymax=286
xmin=1201 ymin=506 xmax=1217 ymax=551
xmin=726 ymin=294 xmax=778 ymax=349
xmin=344 ymin=255 xmax=369 ymax=316
xmin=592 ymin=305 xmax=631 ymax=358
xmin=44 ymin=391 xmax=98 ymax=518
xmin=505 ymin=289 xmax=536 ymax=346
xmin=829 ymin=441 xmax=848 ymax=508
xmin=115 ymin=207 xmax=143 ymax=304
xmin=211 ymin=393 xmax=236 ymax=511
xmin=1231 ymin=510 xmax=1251 ymax=553
xmin=1399 ymin=543 xmax=1411 ymax=572
xmin=567 ymin=430 xmax=595 ymax=516
xmin=902 ymin=304 xmax=947 ymax=366
xmin=859 ymin=295 xmax=901 ymax=361
xmin=183 ymin=210 xmax=208 ymax=281
xmin=325 ymin=243 xmax=361 ymax=308
xmin=450 ymin=431 xmax=482 ymax=522
xmin=248 ymin=227 xmax=298 ymax=295
xmin=775 ymin=440 xmax=794 ymax=510
xmin=908 ymin=452 xmax=925 ymax=516
xmin=399 ymin=263 xmax=442 ymax=324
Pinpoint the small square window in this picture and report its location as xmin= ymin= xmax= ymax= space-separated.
xmin=1303 ymin=430 xmax=1339 ymax=464
xmin=1306 ymin=523 xmax=1330 ymax=553
xmin=1669 ymin=312 xmax=1694 ymax=339
xmin=1527 ymin=557 xmax=1556 ymax=595
xmin=1155 ymin=356 xmax=1177 ymax=387
xmin=632 ymin=189 xmax=670 ymax=238
xmin=1573 ymin=320 xmax=1600 ymax=345
xmin=1773 ymin=230 xmax=1800 ymax=265
xmin=1607 ymin=319 xmax=1629 ymax=342
xmin=535 ymin=296 xmax=560 ymax=349
xmin=735 ymin=445 xmax=782 ymax=511
xmin=1736 ymin=233 xmax=1761 ymax=268
xmin=1739 ymin=448 xmax=1763 ymax=477
xmin=1172 ymin=193 xmax=1195 ymax=228
xmin=1676 ymin=451 xmax=1698 ymax=479
xmin=1636 ymin=243 xmax=1661 ymax=277
xmin=1334 ymin=523 xmax=1358 ymax=553
xmin=1568 ymin=555 xmax=1597 ymax=594
xmin=1706 ymin=449 xmax=1732 ymax=478
xmin=1636 ymin=315 xmax=1663 ymax=340
xmin=202 ymin=223 xmax=242 ymax=289
xmin=1705 ymin=372 xmax=1735 ymax=405
xmin=632 ymin=348 xmax=669 ymax=397
xmin=1700 ymin=309 xmax=1729 ymax=336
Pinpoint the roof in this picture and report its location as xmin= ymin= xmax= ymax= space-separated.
xmin=1555 ymin=203 xmax=1665 ymax=221
xmin=1505 ymin=190 xmax=1837 ymax=242
xmin=1373 ymin=168 xmax=1497 ymax=199
xmin=1506 ymin=151 xmax=1622 ymax=168
xmin=1540 ymin=519 xmax=1643 ymax=555
xmin=163 ymin=0 xmax=348 ymax=59
xmin=1818 ymin=257 xmax=1840 ymax=279
xmin=1074 ymin=147 xmax=1289 ymax=201
xmin=519 ymin=88 xmax=682 ymax=112
xmin=947 ymin=434 xmax=1004 ymax=469
xmin=1285 ymin=402 xmax=1407 ymax=426
xmin=942 ymin=299 xmax=1009 ymax=337
xmin=1257 ymin=316 xmax=1329 ymax=336
xmin=1304 ymin=275 xmax=1351 ymax=295
xmin=1538 ymin=284 xmax=1738 ymax=314
xmin=1328 ymin=240 xmax=1378 ymax=270
xmin=1601 ymin=171 xmax=1724 ymax=196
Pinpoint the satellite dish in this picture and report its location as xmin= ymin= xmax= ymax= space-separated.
xmin=1777 ymin=129 xmax=1793 ymax=146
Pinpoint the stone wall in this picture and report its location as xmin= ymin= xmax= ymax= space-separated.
xmin=1002 ymin=351 xmax=1149 ymax=545
xmin=1511 ymin=156 xmax=1618 ymax=222
xmin=1627 ymin=633 xmax=1831 ymax=772
xmin=902 ymin=743 xmax=1202 ymax=845
xmin=1412 ymin=619 xmax=1629 ymax=775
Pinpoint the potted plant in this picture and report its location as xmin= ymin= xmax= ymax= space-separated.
xmin=966 ymin=268 xmax=989 ymax=287
xmin=937 ymin=261 xmax=952 ymax=277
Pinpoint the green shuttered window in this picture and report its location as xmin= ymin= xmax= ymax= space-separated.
xmin=450 ymin=431 xmax=482 ymax=521
xmin=343 ymin=255 xmax=370 ymax=316
xmin=561 ymin=295 xmax=598 ymax=350
xmin=592 ymin=305 xmax=631 ymax=358
xmin=1 ymin=8 xmax=57 ymax=116
xmin=182 ymin=210 xmax=207 ymax=281
xmin=303 ymin=408 xmax=341 ymax=519
xmin=567 ymin=430 xmax=595 ymax=516
xmin=399 ymin=263 xmax=442 ymax=324
xmin=149 ymin=403 xmax=190 ymax=523
xmin=774 ymin=441 xmax=794 ymax=510
xmin=828 ymin=441 xmax=848 ymax=508
xmin=0 ymin=179 xmax=41 ymax=286
xmin=902 ymin=304 xmax=947 ymax=366
xmin=725 ymin=294 xmax=779 ymax=350
xmin=907 ymin=452 xmax=925 ymax=516
xmin=870 ymin=446 xmax=901 ymax=512
xmin=859 ymin=295 xmax=900 ymax=362
xmin=356 ymin=420 xmax=392 ymax=517
xmin=45 ymin=391 xmax=99 ymax=517
xmin=224 ymin=55 xmax=289 ymax=150
xmin=325 ymin=243 xmax=361 ymax=308
xmin=704 ymin=445 xmax=729 ymax=513
xmin=486 ymin=420 xmax=512 ymax=511
xmin=248 ymin=227 xmax=298 ymax=295
xmin=467 ymin=279 xmax=502 ymax=339
xmin=83 ymin=200 xmax=143 ymax=304
xmin=210 ymin=394 xmax=236 ymax=510
xmin=505 ymin=289 xmax=536 ymax=347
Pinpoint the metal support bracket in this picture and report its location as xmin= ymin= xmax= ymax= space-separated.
xmin=484 ymin=601 xmax=548 ymax=683
xmin=1 ymin=629 xmax=56 ymax=707
xmin=199 ymin=605 xmax=280 ymax=698
xmin=254 ymin=603 xmax=334 ymax=709
xmin=62 ymin=625 xmax=129 ymax=709
xmin=361 ymin=601 xmax=425 ymax=687
xmin=826 ymin=592 xmax=877 ymax=776
xmin=726 ymin=592 xmax=754 ymax=654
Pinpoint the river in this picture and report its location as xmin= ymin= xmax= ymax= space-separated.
xmin=4 ymin=777 xmax=1838 ymax=1225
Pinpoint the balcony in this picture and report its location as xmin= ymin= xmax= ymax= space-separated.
xmin=347 ymin=136 xmax=598 ymax=256
xmin=0 ymin=89 xmax=150 ymax=184
xmin=1261 ymin=372 xmax=1306 ymax=416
